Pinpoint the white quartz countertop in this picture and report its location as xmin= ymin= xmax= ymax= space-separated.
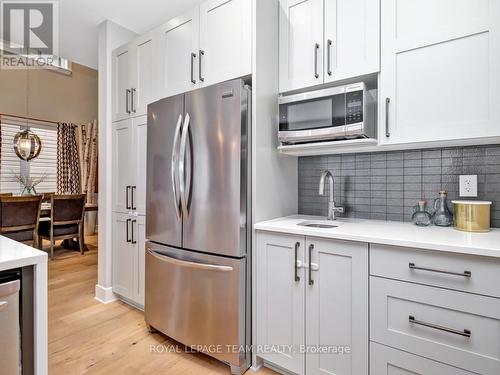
xmin=254 ymin=215 xmax=500 ymax=258
xmin=0 ymin=235 xmax=48 ymax=271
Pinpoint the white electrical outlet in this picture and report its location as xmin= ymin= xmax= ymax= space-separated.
xmin=459 ymin=175 xmax=478 ymax=197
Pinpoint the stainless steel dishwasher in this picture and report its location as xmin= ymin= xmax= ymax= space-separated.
xmin=0 ymin=270 xmax=21 ymax=375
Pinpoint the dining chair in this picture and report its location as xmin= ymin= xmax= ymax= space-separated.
xmin=0 ymin=195 xmax=43 ymax=247
xmin=38 ymin=194 xmax=86 ymax=260
xmin=41 ymin=192 xmax=55 ymax=203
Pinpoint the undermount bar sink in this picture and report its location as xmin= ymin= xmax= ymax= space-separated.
xmin=297 ymin=220 xmax=343 ymax=229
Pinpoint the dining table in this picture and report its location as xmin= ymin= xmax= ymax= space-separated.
xmin=39 ymin=202 xmax=98 ymax=251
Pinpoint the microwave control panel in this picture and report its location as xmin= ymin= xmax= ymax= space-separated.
xmin=346 ymin=90 xmax=363 ymax=125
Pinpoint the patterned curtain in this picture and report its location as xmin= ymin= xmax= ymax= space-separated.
xmin=57 ymin=123 xmax=81 ymax=194
xmin=77 ymin=120 xmax=98 ymax=204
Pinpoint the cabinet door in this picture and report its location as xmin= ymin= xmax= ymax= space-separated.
xmin=112 ymin=46 xmax=132 ymax=122
xmin=279 ymin=0 xmax=323 ymax=92
xmin=132 ymin=116 xmax=147 ymax=215
xmin=306 ymin=238 xmax=369 ymax=375
xmin=132 ymin=215 xmax=146 ymax=307
xmin=112 ymin=212 xmax=134 ymax=299
xmin=324 ymin=0 xmax=379 ymax=83
xmin=130 ymin=33 xmax=154 ymax=117
xmin=256 ymin=232 xmax=305 ymax=375
xmin=157 ymin=9 xmax=200 ymax=98
xmin=380 ymin=0 xmax=500 ymax=145
xmin=370 ymin=342 xmax=476 ymax=375
xmin=199 ymin=0 xmax=252 ymax=86
xmin=112 ymin=119 xmax=133 ymax=213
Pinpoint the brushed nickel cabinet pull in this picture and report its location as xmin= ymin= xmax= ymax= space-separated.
xmin=314 ymin=43 xmax=320 ymax=79
xmin=308 ymin=244 xmax=314 ymax=285
xmin=294 ymin=242 xmax=300 ymax=282
xmin=385 ymin=98 xmax=390 ymax=137
xmin=409 ymin=315 xmax=471 ymax=338
xmin=190 ymin=52 xmax=197 ymax=84
xmin=409 ymin=263 xmax=471 ymax=278
xmin=199 ymin=50 xmax=205 ymax=82
xmin=327 ymin=39 xmax=333 ymax=76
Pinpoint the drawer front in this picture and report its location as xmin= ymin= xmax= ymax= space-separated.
xmin=371 ymin=244 xmax=500 ymax=298
xmin=371 ymin=277 xmax=500 ymax=375
xmin=370 ymin=342 xmax=475 ymax=375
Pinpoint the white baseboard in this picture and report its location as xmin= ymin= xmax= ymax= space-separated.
xmin=94 ymin=284 xmax=117 ymax=304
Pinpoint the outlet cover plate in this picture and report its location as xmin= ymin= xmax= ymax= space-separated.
xmin=459 ymin=175 xmax=478 ymax=197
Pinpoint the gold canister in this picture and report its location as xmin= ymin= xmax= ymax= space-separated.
xmin=452 ymin=201 xmax=492 ymax=233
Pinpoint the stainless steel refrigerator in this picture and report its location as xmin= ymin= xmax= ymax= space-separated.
xmin=145 ymin=79 xmax=251 ymax=375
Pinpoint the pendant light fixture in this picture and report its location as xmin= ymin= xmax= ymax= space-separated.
xmin=13 ymin=128 xmax=42 ymax=161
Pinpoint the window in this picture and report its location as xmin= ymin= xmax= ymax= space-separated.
xmin=0 ymin=118 xmax=58 ymax=194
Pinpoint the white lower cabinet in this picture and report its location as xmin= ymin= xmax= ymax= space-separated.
xmin=305 ymin=238 xmax=368 ymax=375
xmin=112 ymin=213 xmax=145 ymax=307
xmin=256 ymin=231 xmax=368 ymax=375
xmin=256 ymin=233 xmax=305 ymax=374
xmin=370 ymin=342 xmax=475 ymax=375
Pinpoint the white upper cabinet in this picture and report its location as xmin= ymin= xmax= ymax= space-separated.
xmin=155 ymin=0 xmax=251 ymax=99
xmin=199 ymin=0 xmax=252 ymax=86
xmin=131 ymin=33 xmax=155 ymax=117
xmin=279 ymin=0 xmax=380 ymax=92
xmin=324 ymin=0 xmax=380 ymax=84
xmin=112 ymin=33 xmax=155 ymax=121
xmin=379 ymin=0 xmax=500 ymax=145
xmin=112 ymin=47 xmax=132 ymax=122
xmin=279 ymin=0 xmax=324 ymax=92
xmin=156 ymin=9 xmax=200 ymax=98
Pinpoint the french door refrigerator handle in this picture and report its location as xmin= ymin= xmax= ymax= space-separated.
xmin=179 ymin=112 xmax=191 ymax=219
xmin=171 ymin=114 xmax=183 ymax=220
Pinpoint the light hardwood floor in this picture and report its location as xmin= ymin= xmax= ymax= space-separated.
xmin=47 ymin=236 xmax=276 ymax=375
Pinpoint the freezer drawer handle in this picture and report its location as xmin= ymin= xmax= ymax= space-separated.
xmin=147 ymin=249 xmax=233 ymax=272
xmin=409 ymin=263 xmax=471 ymax=278
xmin=409 ymin=315 xmax=471 ymax=338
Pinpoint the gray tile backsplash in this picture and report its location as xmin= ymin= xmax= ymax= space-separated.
xmin=298 ymin=145 xmax=500 ymax=227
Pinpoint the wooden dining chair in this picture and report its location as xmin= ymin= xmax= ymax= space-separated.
xmin=38 ymin=194 xmax=86 ymax=260
xmin=0 ymin=195 xmax=43 ymax=247
xmin=41 ymin=192 xmax=55 ymax=203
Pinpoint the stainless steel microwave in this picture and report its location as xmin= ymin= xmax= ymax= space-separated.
xmin=278 ymin=82 xmax=377 ymax=145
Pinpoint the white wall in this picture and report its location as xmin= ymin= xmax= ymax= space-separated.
xmin=96 ymin=20 xmax=137 ymax=303
xmin=251 ymin=0 xmax=297 ymax=370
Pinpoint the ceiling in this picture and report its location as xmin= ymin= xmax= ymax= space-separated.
xmin=58 ymin=0 xmax=203 ymax=69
